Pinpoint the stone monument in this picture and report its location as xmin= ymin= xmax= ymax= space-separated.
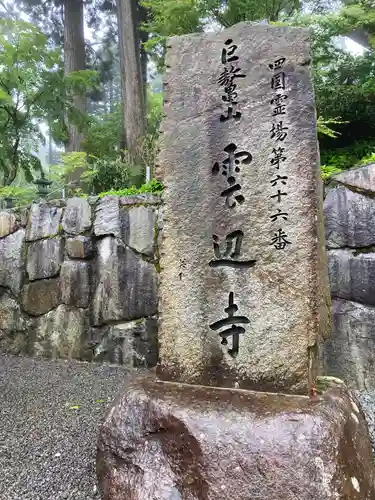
xmin=157 ymin=23 xmax=330 ymax=395
xmin=97 ymin=23 xmax=375 ymax=500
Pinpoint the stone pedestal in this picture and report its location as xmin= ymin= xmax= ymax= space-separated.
xmin=97 ymin=375 xmax=375 ymax=500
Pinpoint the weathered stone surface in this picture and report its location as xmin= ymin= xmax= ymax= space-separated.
xmin=324 ymin=185 xmax=375 ymax=248
xmin=93 ymin=237 xmax=157 ymax=326
xmin=123 ymin=206 xmax=156 ymax=256
xmin=32 ymin=305 xmax=87 ymax=359
xmin=61 ymin=197 xmax=92 ymax=235
xmin=94 ymin=197 xmax=121 ymax=238
xmin=0 ymin=290 xmax=28 ymax=332
xmin=332 ymin=162 xmax=375 ymax=194
xmin=86 ymin=317 xmax=158 ymax=367
xmin=66 ymin=236 xmax=94 ymax=259
xmin=157 ymin=23 xmax=330 ymax=393
xmin=27 ymin=237 xmax=63 ymax=281
xmin=0 ymin=289 xmax=29 ymax=354
xmin=97 ymin=377 xmax=375 ymax=500
xmin=0 ymin=229 xmax=25 ymax=296
xmin=119 ymin=193 xmax=162 ymax=206
xmin=0 ymin=211 xmax=17 ymax=238
xmin=323 ymin=299 xmax=375 ymax=390
xmin=328 ymin=249 xmax=375 ymax=305
xmin=26 ymin=203 xmax=63 ymax=241
xmin=22 ymin=278 xmax=61 ymax=316
xmin=60 ymin=260 xmax=91 ymax=308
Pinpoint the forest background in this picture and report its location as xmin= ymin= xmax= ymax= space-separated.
xmin=0 ymin=0 xmax=374 ymax=204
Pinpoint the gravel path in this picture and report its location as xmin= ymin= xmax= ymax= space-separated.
xmin=0 ymin=354 xmax=132 ymax=500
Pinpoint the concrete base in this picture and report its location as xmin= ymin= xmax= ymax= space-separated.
xmin=97 ymin=375 xmax=375 ymax=500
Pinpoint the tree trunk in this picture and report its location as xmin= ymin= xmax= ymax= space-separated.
xmin=138 ymin=3 xmax=149 ymax=105
xmin=64 ymin=0 xmax=86 ymax=153
xmin=116 ymin=0 xmax=146 ymax=166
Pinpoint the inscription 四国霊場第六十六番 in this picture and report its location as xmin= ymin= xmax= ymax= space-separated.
xmin=269 ymin=57 xmax=291 ymax=250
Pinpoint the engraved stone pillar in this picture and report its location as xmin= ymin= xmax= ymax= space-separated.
xmin=156 ymin=22 xmax=331 ymax=394
xmin=97 ymin=24 xmax=375 ymax=500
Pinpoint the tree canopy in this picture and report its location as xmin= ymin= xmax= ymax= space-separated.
xmin=1 ymin=0 xmax=375 ymax=199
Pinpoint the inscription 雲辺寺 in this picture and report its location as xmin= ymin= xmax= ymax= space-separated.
xmin=209 ymin=292 xmax=250 ymax=358
xmin=209 ymin=231 xmax=257 ymax=269
xmin=212 ymin=142 xmax=252 ymax=209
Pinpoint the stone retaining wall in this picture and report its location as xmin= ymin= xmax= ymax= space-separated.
xmin=0 ymin=194 xmax=161 ymax=368
xmin=3 ymin=170 xmax=375 ymax=388
xmin=322 ymin=163 xmax=375 ymax=389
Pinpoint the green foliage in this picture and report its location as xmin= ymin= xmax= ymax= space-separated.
xmin=84 ymin=107 xmax=121 ymax=159
xmin=84 ymin=155 xmax=143 ymax=193
xmin=142 ymin=0 xmax=302 ymax=68
xmin=320 ymin=164 xmax=343 ymax=181
xmin=317 ymin=116 xmax=347 ymax=139
xmin=321 ymin=139 xmax=375 ymax=170
xmin=0 ymin=184 xmax=36 ymax=200
xmin=355 ymin=151 xmax=375 ymax=166
xmin=50 ymin=151 xmax=144 ymax=195
xmin=97 ymin=178 xmax=164 ymax=197
xmin=289 ymin=6 xmax=375 ymax=152
xmin=0 ymin=19 xmax=98 ymax=186
xmin=84 ymin=89 xmax=162 ymax=161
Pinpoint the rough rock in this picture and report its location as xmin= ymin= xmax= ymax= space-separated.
xmin=61 ymin=197 xmax=92 ymax=235
xmin=324 ymin=185 xmax=375 ymax=248
xmin=156 ymin=23 xmax=331 ymax=393
xmin=86 ymin=317 xmax=158 ymax=367
xmin=27 ymin=237 xmax=63 ymax=281
xmin=0 ymin=290 xmax=27 ymax=332
xmin=123 ymin=206 xmax=156 ymax=256
xmin=66 ymin=236 xmax=94 ymax=259
xmin=26 ymin=203 xmax=63 ymax=241
xmin=328 ymin=249 xmax=375 ymax=305
xmin=0 ymin=229 xmax=25 ymax=296
xmin=0 ymin=211 xmax=17 ymax=238
xmin=97 ymin=377 xmax=375 ymax=500
xmin=93 ymin=237 xmax=157 ymax=326
xmin=322 ymin=298 xmax=375 ymax=390
xmin=60 ymin=260 xmax=91 ymax=308
xmin=22 ymin=278 xmax=61 ymax=316
xmin=0 ymin=290 xmax=29 ymax=354
xmin=94 ymin=197 xmax=121 ymax=238
xmin=332 ymin=162 xmax=375 ymax=193
xmin=32 ymin=305 xmax=87 ymax=359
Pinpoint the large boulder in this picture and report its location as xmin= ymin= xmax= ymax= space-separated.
xmin=0 ymin=211 xmax=18 ymax=238
xmin=0 ymin=289 xmax=29 ymax=354
xmin=32 ymin=305 xmax=87 ymax=359
xmin=97 ymin=376 xmax=375 ymax=500
xmin=66 ymin=236 xmax=94 ymax=259
xmin=85 ymin=317 xmax=158 ymax=367
xmin=92 ymin=237 xmax=157 ymax=326
xmin=94 ymin=197 xmax=122 ymax=238
xmin=27 ymin=237 xmax=64 ymax=281
xmin=122 ymin=206 xmax=156 ymax=256
xmin=322 ymin=298 xmax=375 ymax=390
xmin=324 ymin=186 xmax=375 ymax=248
xmin=60 ymin=260 xmax=91 ymax=308
xmin=22 ymin=278 xmax=61 ymax=316
xmin=26 ymin=203 xmax=63 ymax=241
xmin=0 ymin=229 xmax=25 ymax=296
xmin=331 ymin=162 xmax=375 ymax=193
xmin=328 ymin=249 xmax=375 ymax=305
xmin=61 ymin=197 xmax=92 ymax=235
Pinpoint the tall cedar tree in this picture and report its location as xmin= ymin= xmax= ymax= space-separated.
xmin=117 ymin=0 xmax=147 ymax=165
